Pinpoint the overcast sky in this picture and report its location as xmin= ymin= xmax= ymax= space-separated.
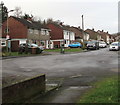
xmin=2 ymin=0 xmax=119 ymax=34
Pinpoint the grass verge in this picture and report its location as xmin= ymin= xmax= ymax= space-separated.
xmin=45 ymin=48 xmax=83 ymax=52
xmin=78 ymin=76 xmax=119 ymax=103
xmin=1 ymin=52 xmax=33 ymax=57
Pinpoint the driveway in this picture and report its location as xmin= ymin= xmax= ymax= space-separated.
xmin=1 ymin=48 xmax=119 ymax=103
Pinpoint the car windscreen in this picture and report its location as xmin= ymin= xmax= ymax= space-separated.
xmin=31 ymin=44 xmax=38 ymax=47
xmin=87 ymin=41 xmax=95 ymax=44
xmin=100 ymin=42 xmax=105 ymax=44
xmin=111 ymin=43 xmax=118 ymax=46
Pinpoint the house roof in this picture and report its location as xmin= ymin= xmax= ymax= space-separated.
xmin=47 ymin=22 xmax=73 ymax=32
xmin=85 ymin=29 xmax=101 ymax=40
xmin=11 ymin=16 xmax=49 ymax=30
xmin=97 ymin=30 xmax=111 ymax=39
xmin=69 ymin=26 xmax=89 ymax=38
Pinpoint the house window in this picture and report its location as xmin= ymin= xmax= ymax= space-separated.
xmin=4 ymin=28 xmax=10 ymax=33
xmin=64 ymin=31 xmax=66 ymax=35
xmin=64 ymin=40 xmax=67 ymax=44
xmin=34 ymin=30 xmax=39 ymax=34
xmin=67 ymin=32 xmax=69 ymax=35
xmin=46 ymin=31 xmax=49 ymax=35
xmin=29 ymin=29 xmax=33 ymax=34
xmin=41 ymin=30 xmax=46 ymax=35
xmin=41 ymin=29 xmax=49 ymax=35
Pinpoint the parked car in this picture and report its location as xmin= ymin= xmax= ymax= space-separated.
xmin=19 ymin=43 xmax=44 ymax=53
xmin=109 ymin=42 xmax=120 ymax=51
xmin=68 ymin=42 xmax=82 ymax=48
xmin=86 ymin=40 xmax=99 ymax=50
xmin=99 ymin=41 xmax=107 ymax=48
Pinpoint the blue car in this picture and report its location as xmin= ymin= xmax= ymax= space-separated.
xmin=68 ymin=42 xmax=82 ymax=48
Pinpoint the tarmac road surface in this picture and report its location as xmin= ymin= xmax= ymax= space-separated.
xmin=1 ymin=48 xmax=119 ymax=103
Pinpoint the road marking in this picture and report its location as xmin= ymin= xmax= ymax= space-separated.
xmin=68 ymin=86 xmax=92 ymax=90
xmin=70 ymin=74 xmax=82 ymax=78
xmin=110 ymin=68 xmax=118 ymax=72
xmin=46 ymin=84 xmax=58 ymax=86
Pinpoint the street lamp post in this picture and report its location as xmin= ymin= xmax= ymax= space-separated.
xmin=81 ymin=15 xmax=85 ymax=49
xmin=6 ymin=10 xmax=14 ymax=52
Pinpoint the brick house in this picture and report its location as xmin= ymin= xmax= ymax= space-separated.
xmin=85 ymin=29 xmax=102 ymax=41
xmin=46 ymin=23 xmax=75 ymax=48
xmin=108 ymin=34 xmax=115 ymax=43
xmin=110 ymin=33 xmax=119 ymax=42
xmin=69 ymin=26 xmax=89 ymax=42
xmin=1 ymin=16 xmax=50 ymax=51
xmin=97 ymin=30 xmax=111 ymax=44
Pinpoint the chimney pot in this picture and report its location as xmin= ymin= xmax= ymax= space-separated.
xmin=78 ymin=26 xmax=81 ymax=29
xmin=27 ymin=17 xmax=33 ymax=22
xmin=60 ymin=22 xmax=63 ymax=25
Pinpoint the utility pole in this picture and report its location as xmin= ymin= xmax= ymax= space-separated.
xmin=6 ymin=9 xmax=14 ymax=52
xmin=81 ymin=15 xmax=85 ymax=49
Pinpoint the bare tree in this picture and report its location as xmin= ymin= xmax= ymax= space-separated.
xmin=14 ymin=7 xmax=22 ymax=18
xmin=37 ymin=18 xmax=42 ymax=24
xmin=46 ymin=18 xmax=53 ymax=24
xmin=0 ymin=1 xmax=8 ymax=23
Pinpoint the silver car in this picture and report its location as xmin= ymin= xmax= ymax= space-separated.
xmin=109 ymin=42 xmax=120 ymax=51
xmin=99 ymin=41 xmax=107 ymax=48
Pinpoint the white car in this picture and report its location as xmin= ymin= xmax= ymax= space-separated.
xmin=99 ymin=41 xmax=107 ymax=48
xmin=109 ymin=42 xmax=120 ymax=51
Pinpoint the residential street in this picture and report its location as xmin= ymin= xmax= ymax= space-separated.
xmin=2 ymin=48 xmax=119 ymax=103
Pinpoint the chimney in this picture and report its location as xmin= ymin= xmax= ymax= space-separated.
xmin=78 ymin=26 xmax=81 ymax=29
xmin=60 ymin=22 xmax=63 ymax=25
xmin=106 ymin=31 xmax=108 ymax=34
xmin=92 ymin=28 xmax=94 ymax=31
xmin=102 ymin=30 xmax=104 ymax=32
xmin=97 ymin=30 xmax=100 ymax=33
xmin=27 ymin=17 xmax=33 ymax=22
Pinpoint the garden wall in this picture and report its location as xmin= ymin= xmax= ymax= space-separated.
xmin=2 ymin=74 xmax=45 ymax=103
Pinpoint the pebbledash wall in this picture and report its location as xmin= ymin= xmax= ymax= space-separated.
xmin=2 ymin=74 xmax=46 ymax=103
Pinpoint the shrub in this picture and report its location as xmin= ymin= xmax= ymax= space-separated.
xmin=2 ymin=47 xmax=7 ymax=52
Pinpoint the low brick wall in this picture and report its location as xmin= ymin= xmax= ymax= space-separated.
xmin=2 ymin=74 xmax=45 ymax=103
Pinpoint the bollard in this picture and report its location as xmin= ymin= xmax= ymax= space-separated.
xmin=60 ymin=44 xmax=65 ymax=54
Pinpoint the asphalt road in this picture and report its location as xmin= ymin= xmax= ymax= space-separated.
xmin=1 ymin=48 xmax=119 ymax=103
